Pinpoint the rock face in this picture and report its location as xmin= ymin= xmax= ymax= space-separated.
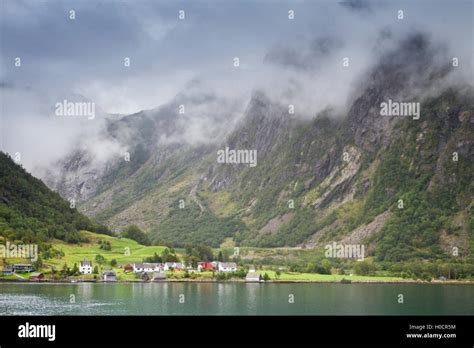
xmin=42 ymin=34 xmax=473 ymax=260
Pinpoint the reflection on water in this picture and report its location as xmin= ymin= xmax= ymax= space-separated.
xmin=0 ymin=283 xmax=473 ymax=315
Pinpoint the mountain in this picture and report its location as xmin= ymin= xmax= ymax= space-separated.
xmin=43 ymin=33 xmax=474 ymax=261
xmin=0 ymin=152 xmax=110 ymax=244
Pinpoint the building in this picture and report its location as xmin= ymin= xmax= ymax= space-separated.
xmin=245 ymin=272 xmax=261 ymax=282
xmin=123 ymin=264 xmax=134 ymax=273
xmin=79 ymin=260 xmax=92 ymax=274
xmin=163 ymin=262 xmax=185 ymax=271
xmin=173 ymin=263 xmax=185 ymax=271
xmin=133 ymin=263 xmax=164 ymax=273
xmin=218 ymin=262 xmax=237 ymax=273
xmin=102 ymin=271 xmax=117 ymax=282
xmin=197 ymin=262 xmax=216 ymax=271
xmin=13 ymin=264 xmax=33 ymax=272
xmin=2 ymin=265 xmax=13 ymax=275
xmin=152 ymin=272 xmax=166 ymax=281
xmin=29 ymin=272 xmax=44 ymax=281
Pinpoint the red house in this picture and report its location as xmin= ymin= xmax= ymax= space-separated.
xmin=197 ymin=262 xmax=215 ymax=271
xmin=123 ymin=264 xmax=134 ymax=273
xmin=29 ymin=272 xmax=44 ymax=281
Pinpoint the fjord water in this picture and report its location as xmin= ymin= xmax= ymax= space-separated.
xmin=0 ymin=283 xmax=473 ymax=315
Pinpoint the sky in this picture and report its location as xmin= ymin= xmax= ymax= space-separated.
xmin=0 ymin=0 xmax=472 ymax=172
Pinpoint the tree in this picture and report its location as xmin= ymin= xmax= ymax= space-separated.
xmin=144 ymin=252 xmax=162 ymax=263
xmin=110 ymin=259 xmax=117 ymax=267
xmin=61 ymin=263 xmax=69 ymax=277
xmin=161 ymin=248 xmax=179 ymax=263
xmin=263 ymin=273 xmax=270 ymax=281
xmin=71 ymin=263 xmax=79 ymax=276
xmin=122 ymin=225 xmax=151 ymax=245
xmin=93 ymin=265 xmax=99 ymax=274
xmin=320 ymin=259 xmax=332 ymax=275
xmin=99 ymin=240 xmax=111 ymax=251
xmin=32 ymin=256 xmax=43 ymax=271
xmin=275 ymin=270 xmax=281 ymax=280
xmin=95 ymin=254 xmax=106 ymax=265
xmin=354 ymin=259 xmax=376 ymax=276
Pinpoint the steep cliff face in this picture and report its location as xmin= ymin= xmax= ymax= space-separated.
xmin=42 ymin=34 xmax=473 ymax=260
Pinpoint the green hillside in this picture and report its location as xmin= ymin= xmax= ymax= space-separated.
xmin=0 ymin=152 xmax=111 ymax=244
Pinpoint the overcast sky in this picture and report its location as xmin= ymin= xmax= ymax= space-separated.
xmin=1 ymin=0 xmax=472 ymax=171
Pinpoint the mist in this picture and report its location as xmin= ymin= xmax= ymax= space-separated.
xmin=0 ymin=0 xmax=471 ymax=174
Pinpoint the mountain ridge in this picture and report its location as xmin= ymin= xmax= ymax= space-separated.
xmin=40 ymin=33 xmax=473 ymax=262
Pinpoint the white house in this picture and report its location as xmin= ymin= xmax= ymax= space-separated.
xmin=133 ymin=263 xmax=164 ymax=273
xmin=79 ymin=260 xmax=92 ymax=274
xmin=218 ymin=262 xmax=237 ymax=272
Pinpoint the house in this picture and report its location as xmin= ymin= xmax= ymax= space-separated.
xmin=123 ymin=264 xmax=134 ymax=273
xmin=245 ymin=272 xmax=261 ymax=282
xmin=79 ymin=260 xmax=92 ymax=274
xmin=173 ymin=263 xmax=185 ymax=271
xmin=197 ymin=262 xmax=215 ymax=272
xmin=163 ymin=262 xmax=185 ymax=271
xmin=2 ymin=265 xmax=13 ymax=275
xmin=133 ymin=263 xmax=144 ymax=272
xmin=133 ymin=263 xmax=164 ymax=273
xmin=13 ymin=264 xmax=33 ymax=272
xmin=218 ymin=262 xmax=237 ymax=273
xmin=152 ymin=272 xmax=166 ymax=281
xmin=29 ymin=272 xmax=44 ymax=281
xmin=102 ymin=271 xmax=117 ymax=282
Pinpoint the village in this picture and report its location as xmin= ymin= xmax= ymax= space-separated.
xmin=1 ymin=260 xmax=265 ymax=283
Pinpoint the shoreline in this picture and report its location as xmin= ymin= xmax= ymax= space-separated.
xmin=1 ymin=278 xmax=473 ymax=285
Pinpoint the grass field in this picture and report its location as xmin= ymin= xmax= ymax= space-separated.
xmin=46 ymin=231 xmax=168 ymax=269
xmin=256 ymin=270 xmax=405 ymax=282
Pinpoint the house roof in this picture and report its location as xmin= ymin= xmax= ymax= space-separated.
xmin=165 ymin=262 xmax=184 ymax=268
xmin=30 ymin=272 xmax=43 ymax=277
xmin=80 ymin=260 xmax=92 ymax=266
xmin=134 ymin=263 xmax=163 ymax=269
xmin=220 ymin=262 xmax=237 ymax=268
xmin=102 ymin=271 xmax=116 ymax=276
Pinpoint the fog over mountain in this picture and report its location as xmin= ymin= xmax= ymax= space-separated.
xmin=1 ymin=0 xmax=471 ymax=173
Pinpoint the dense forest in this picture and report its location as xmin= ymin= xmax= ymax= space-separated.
xmin=0 ymin=152 xmax=111 ymax=244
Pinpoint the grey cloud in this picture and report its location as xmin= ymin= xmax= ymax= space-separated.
xmin=264 ymin=36 xmax=344 ymax=71
xmin=339 ymin=0 xmax=373 ymax=13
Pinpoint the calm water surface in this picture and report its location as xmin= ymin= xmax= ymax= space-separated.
xmin=0 ymin=283 xmax=473 ymax=315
